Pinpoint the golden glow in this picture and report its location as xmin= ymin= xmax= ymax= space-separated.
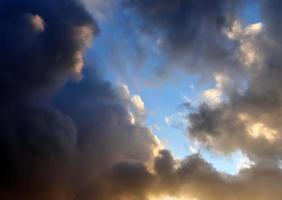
xmin=30 ymin=14 xmax=45 ymax=32
xmin=73 ymin=51 xmax=84 ymax=74
xmin=149 ymin=195 xmax=197 ymax=200
xmin=247 ymin=122 xmax=277 ymax=141
xmin=73 ymin=26 xmax=94 ymax=75
xmin=132 ymin=95 xmax=145 ymax=112
xmin=238 ymin=113 xmax=249 ymax=121
xmin=238 ymin=113 xmax=278 ymax=141
xmin=202 ymin=88 xmax=221 ymax=105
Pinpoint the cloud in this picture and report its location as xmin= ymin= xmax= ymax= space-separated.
xmin=128 ymin=150 xmax=282 ymax=200
xmin=123 ymin=0 xmax=242 ymax=76
xmin=202 ymin=88 xmax=222 ymax=106
xmin=0 ymin=0 xmax=98 ymax=99
xmin=225 ymin=20 xmax=263 ymax=68
xmin=132 ymin=95 xmax=145 ymax=113
xmin=28 ymin=14 xmax=45 ymax=32
xmin=55 ymin=71 xmax=160 ymax=171
xmin=2 ymin=0 xmax=282 ymax=200
xmin=187 ymin=0 xmax=282 ymax=167
xmin=236 ymin=153 xmax=255 ymax=172
xmin=0 ymin=0 xmax=159 ymax=199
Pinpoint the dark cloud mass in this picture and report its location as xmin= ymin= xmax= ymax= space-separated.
xmin=188 ymin=0 xmax=282 ymax=165
xmin=124 ymin=0 xmax=241 ymax=75
xmin=0 ymin=0 xmax=93 ymax=198
xmin=0 ymin=0 xmax=158 ymax=199
xmin=0 ymin=0 xmax=97 ymax=99
xmin=2 ymin=0 xmax=282 ymax=200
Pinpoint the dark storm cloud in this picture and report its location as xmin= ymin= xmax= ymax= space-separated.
xmin=55 ymin=70 xmax=158 ymax=169
xmin=0 ymin=0 xmax=97 ymax=100
xmin=155 ymin=151 xmax=282 ymax=200
xmin=187 ymin=0 xmax=282 ymax=166
xmin=2 ymin=0 xmax=282 ymax=199
xmin=0 ymin=0 xmax=158 ymax=199
xmin=0 ymin=0 xmax=96 ymax=199
xmin=109 ymin=160 xmax=155 ymax=199
xmin=123 ymin=0 xmax=241 ymax=75
xmin=111 ymin=150 xmax=282 ymax=200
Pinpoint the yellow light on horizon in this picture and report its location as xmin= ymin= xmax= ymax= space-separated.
xmin=148 ymin=195 xmax=197 ymax=200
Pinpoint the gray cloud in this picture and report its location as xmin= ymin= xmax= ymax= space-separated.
xmin=2 ymin=0 xmax=282 ymax=200
xmin=0 ymin=0 xmax=158 ymax=199
xmin=188 ymin=0 xmax=282 ymax=166
xmin=123 ymin=0 xmax=242 ymax=76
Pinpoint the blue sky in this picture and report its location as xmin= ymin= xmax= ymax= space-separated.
xmin=85 ymin=0 xmax=262 ymax=175
xmin=4 ymin=0 xmax=282 ymax=199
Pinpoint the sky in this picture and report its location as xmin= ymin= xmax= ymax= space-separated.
xmin=1 ymin=0 xmax=282 ymax=200
xmin=89 ymin=0 xmax=262 ymax=174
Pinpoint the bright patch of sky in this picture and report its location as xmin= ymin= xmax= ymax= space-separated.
xmin=85 ymin=1 xmax=261 ymax=175
xmin=241 ymin=0 xmax=261 ymax=24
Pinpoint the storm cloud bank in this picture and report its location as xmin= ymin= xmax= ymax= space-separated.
xmin=1 ymin=0 xmax=282 ymax=200
xmin=0 ymin=0 xmax=158 ymax=199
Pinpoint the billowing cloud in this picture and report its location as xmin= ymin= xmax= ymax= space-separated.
xmin=0 ymin=0 xmax=96 ymax=198
xmin=2 ymin=0 xmax=282 ymax=200
xmin=0 ymin=0 xmax=159 ymax=199
xmin=103 ymin=150 xmax=282 ymax=200
xmin=123 ymin=0 xmax=242 ymax=76
xmin=0 ymin=0 xmax=97 ymax=98
xmin=188 ymin=0 xmax=282 ymax=167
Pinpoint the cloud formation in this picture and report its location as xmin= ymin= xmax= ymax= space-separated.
xmin=123 ymin=0 xmax=242 ymax=76
xmin=0 ymin=0 xmax=159 ymax=199
xmin=2 ymin=0 xmax=282 ymax=200
xmin=188 ymin=0 xmax=282 ymax=167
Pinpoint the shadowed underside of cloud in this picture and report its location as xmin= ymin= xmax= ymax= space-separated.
xmin=188 ymin=0 xmax=282 ymax=167
xmin=123 ymin=0 xmax=242 ymax=76
xmin=1 ymin=0 xmax=282 ymax=200
xmin=0 ymin=0 xmax=159 ymax=199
